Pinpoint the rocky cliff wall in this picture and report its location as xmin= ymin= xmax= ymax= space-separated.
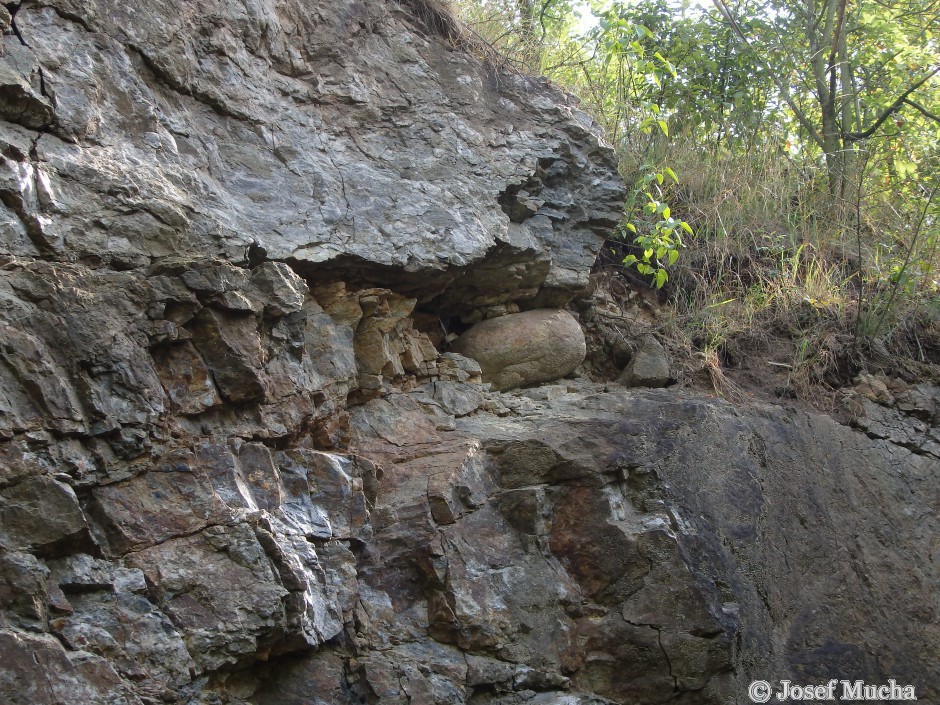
xmin=0 ymin=0 xmax=624 ymax=313
xmin=1 ymin=1 xmax=938 ymax=704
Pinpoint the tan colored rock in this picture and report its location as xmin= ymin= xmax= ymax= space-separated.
xmin=453 ymin=309 xmax=586 ymax=391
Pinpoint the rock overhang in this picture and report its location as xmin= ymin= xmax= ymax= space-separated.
xmin=2 ymin=0 xmax=625 ymax=315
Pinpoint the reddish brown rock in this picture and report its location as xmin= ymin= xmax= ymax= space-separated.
xmin=87 ymin=450 xmax=231 ymax=554
xmin=0 ymin=630 xmax=141 ymax=705
xmin=151 ymin=341 xmax=222 ymax=415
xmin=189 ymin=308 xmax=268 ymax=403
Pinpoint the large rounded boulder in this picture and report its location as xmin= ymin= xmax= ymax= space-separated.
xmin=452 ymin=309 xmax=587 ymax=391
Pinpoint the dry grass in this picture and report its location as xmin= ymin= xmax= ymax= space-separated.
xmin=398 ymin=0 xmax=538 ymax=77
xmin=652 ymin=138 xmax=940 ymax=402
xmin=399 ymin=0 xmax=465 ymax=41
xmin=399 ymin=0 xmax=534 ymax=75
xmin=415 ymin=1 xmax=940 ymax=401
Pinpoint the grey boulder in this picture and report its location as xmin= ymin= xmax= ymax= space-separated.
xmin=618 ymin=336 xmax=670 ymax=388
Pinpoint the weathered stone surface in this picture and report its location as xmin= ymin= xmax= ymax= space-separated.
xmin=0 ymin=476 xmax=93 ymax=557
xmin=453 ymin=309 xmax=587 ymax=391
xmin=457 ymin=386 xmax=940 ymax=702
xmin=250 ymin=262 xmax=308 ymax=317
xmin=0 ymin=322 xmax=86 ymax=435
xmin=49 ymin=580 xmax=195 ymax=698
xmin=352 ymin=289 xmax=439 ymax=391
xmin=87 ymin=450 xmax=233 ymax=554
xmin=429 ymin=379 xmax=485 ymax=418
xmin=274 ymin=449 xmax=372 ymax=543
xmin=0 ymin=630 xmax=142 ymax=705
xmin=0 ymin=551 xmax=50 ymax=628
xmin=151 ymin=341 xmax=222 ymax=415
xmin=852 ymin=395 xmax=940 ymax=460
xmin=0 ymin=44 xmax=55 ymax=130
xmin=237 ymin=442 xmax=283 ymax=511
xmin=125 ymin=524 xmax=289 ymax=672
xmin=189 ymin=307 xmax=269 ymax=403
xmin=617 ymin=335 xmax=670 ymax=388
xmin=5 ymin=0 xmax=624 ymax=310
xmin=250 ymin=650 xmax=353 ymax=704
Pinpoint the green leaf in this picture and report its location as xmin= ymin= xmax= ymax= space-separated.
xmin=662 ymin=206 xmax=671 ymax=219
xmin=657 ymin=120 xmax=669 ymax=137
xmin=625 ymin=223 xmax=637 ymax=233
xmin=705 ymin=298 xmax=735 ymax=309
xmin=668 ymin=249 xmax=679 ymax=265
xmin=656 ymin=172 xmax=664 ymax=185
xmin=623 ymin=254 xmax=638 ymax=265
xmin=680 ymin=221 xmax=694 ymax=235
xmin=665 ymin=167 xmax=678 ymax=183
xmin=655 ymin=269 xmax=668 ymax=288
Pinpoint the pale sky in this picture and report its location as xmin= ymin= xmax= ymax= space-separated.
xmin=574 ymin=0 xmax=715 ymax=34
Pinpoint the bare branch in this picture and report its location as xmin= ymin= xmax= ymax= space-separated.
xmin=844 ymin=66 xmax=940 ymax=142
xmin=902 ymin=97 xmax=940 ymax=123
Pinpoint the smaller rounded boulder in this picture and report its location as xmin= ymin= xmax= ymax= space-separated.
xmin=452 ymin=309 xmax=586 ymax=391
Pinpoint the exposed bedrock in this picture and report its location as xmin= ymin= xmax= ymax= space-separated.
xmin=0 ymin=0 xmax=938 ymax=704
xmin=0 ymin=0 xmax=624 ymax=317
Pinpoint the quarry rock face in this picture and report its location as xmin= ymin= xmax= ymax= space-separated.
xmin=0 ymin=0 xmax=938 ymax=704
xmin=0 ymin=0 xmax=625 ymax=318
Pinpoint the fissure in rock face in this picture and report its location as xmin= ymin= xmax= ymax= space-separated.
xmin=0 ymin=1 xmax=938 ymax=704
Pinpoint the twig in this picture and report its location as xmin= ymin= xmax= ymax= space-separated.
xmin=871 ymin=182 xmax=940 ymax=335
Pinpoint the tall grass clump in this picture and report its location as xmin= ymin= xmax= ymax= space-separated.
xmin=660 ymin=135 xmax=940 ymax=395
